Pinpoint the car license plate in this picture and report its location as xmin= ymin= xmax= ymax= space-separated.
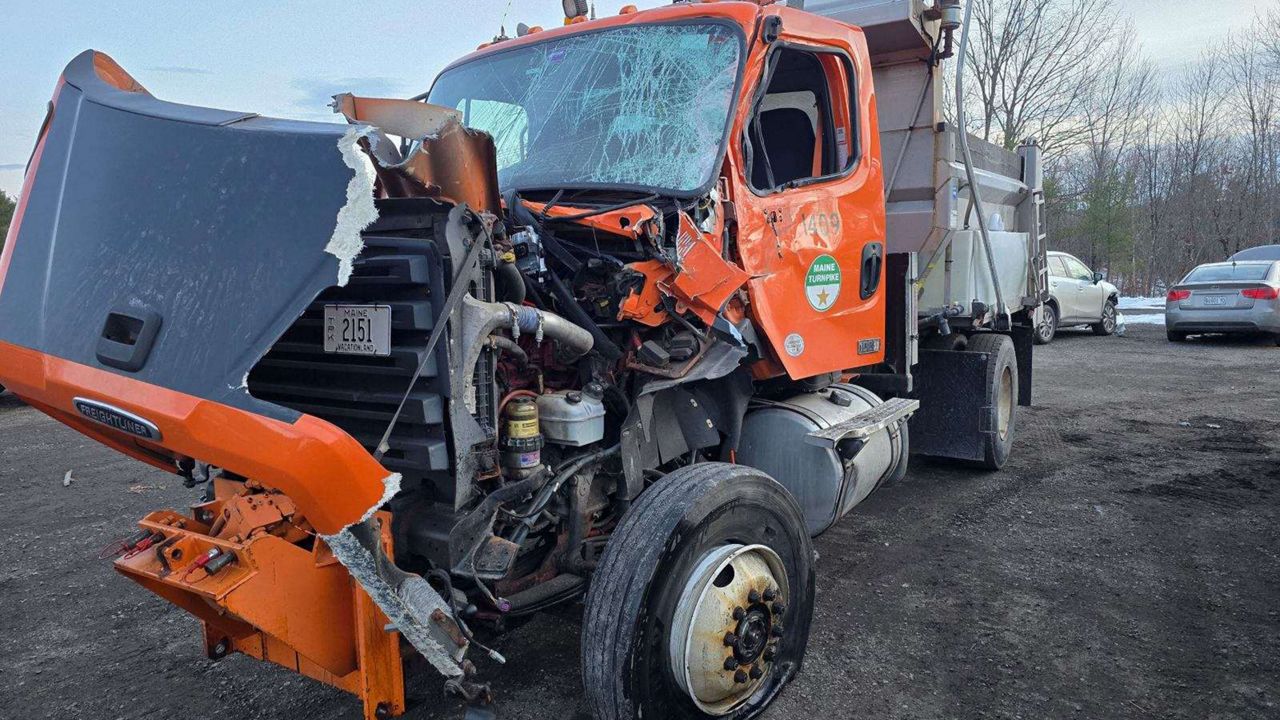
xmin=1202 ymin=295 xmax=1230 ymax=306
xmin=324 ymin=305 xmax=391 ymax=356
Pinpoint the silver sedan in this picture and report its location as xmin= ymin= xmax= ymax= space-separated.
xmin=1165 ymin=261 xmax=1280 ymax=344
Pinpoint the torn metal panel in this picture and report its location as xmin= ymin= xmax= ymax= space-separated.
xmin=335 ymin=93 xmax=501 ymax=215
xmin=332 ymin=93 xmax=461 ymax=140
xmin=322 ymin=519 xmax=467 ymax=679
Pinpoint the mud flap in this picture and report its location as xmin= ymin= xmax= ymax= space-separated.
xmin=907 ymin=349 xmax=989 ymax=461
xmin=1010 ymin=323 xmax=1034 ymax=407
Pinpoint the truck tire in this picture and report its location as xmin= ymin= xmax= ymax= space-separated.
xmin=1167 ymin=330 xmax=1187 ymax=342
xmin=1034 ymin=303 xmax=1057 ymax=345
xmin=1091 ymin=300 xmax=1117 ymax=336
xmin=966 ymin=333 xmax=1017 ymax=470
xmin=582 ymin=463 xmax=815 ymax=720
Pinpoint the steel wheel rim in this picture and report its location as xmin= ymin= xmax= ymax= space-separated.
xmin=669 ymin=543 xmax=789 ymax=716
xmin=997 ymin=366 xmax=1014 ymax=441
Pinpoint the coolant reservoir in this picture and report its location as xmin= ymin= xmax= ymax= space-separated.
xmin=537 ymin=390 xmax=605 ymax=446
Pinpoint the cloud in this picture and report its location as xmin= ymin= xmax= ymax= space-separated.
xmin=290 ymin=76 xmax=411 ymax=117
xmin=143 ymin=65 xmax=213 ymax=75
xmin=0 ymin=163 xmax=25 ymax=171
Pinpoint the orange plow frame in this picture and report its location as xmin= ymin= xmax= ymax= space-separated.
xmin=113 ymin=491 xmax=406 ymax=720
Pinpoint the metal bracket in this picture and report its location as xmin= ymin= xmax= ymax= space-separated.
xmin=804 ymin=397 xmax=920 ymax=448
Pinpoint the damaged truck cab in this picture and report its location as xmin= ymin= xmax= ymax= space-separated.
xmin=0 ymin=2 xmax=1044 ymax=719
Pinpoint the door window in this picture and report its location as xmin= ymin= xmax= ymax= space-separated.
xmin=746 ymin=47 xmax=857 ymax=192
xmin=1048 ymin=256 xmax=1070 ymax=278
xmin=1062 ymin=256 xmax=1093 ymax=282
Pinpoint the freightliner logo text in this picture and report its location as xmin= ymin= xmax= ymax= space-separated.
xmin=73 ymin=398 xmax=163 ymax=440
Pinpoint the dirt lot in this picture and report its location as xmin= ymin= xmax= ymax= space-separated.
xmin=2 ymin=324 xmax=1277 ymax=720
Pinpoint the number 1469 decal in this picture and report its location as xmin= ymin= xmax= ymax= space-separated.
xmin=801 ymin=211 xmax=841 ymax=238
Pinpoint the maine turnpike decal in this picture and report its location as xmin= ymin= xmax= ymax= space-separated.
xmin=805 ymin=254 xmax=842 ymax=311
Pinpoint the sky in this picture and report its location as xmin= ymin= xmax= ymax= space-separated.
xmin=0 ymin=0 xmax=1272 ymax=197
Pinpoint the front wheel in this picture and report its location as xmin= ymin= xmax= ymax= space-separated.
xmin=582 ymin=463 xmax=815 ymax=720
xmin=1167 ymin=330 xmax=1187 ymax=342
xmin=1092 ymin=300 xmax=1117 ymax=336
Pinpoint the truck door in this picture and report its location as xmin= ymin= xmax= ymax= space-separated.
xmin=731 ymin=31 xmax=886 ymax=380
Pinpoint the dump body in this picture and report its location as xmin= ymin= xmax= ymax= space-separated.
xmin=816 ymin=0 xmax=1046 ymax=325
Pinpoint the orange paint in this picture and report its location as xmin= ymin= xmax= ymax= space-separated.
xmin=523 ymin=198 xmax=660 ymax=242
xmin=116 ymin=502 xmax=404 ymax=719
xmin=723 ymin=4 xmax=887 ymax=380
xmin=0 ymin=341 xmax=391 ymax=535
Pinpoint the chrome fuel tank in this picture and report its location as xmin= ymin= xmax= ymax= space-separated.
xmin=737 ymin=384 xmax=907 ymax=536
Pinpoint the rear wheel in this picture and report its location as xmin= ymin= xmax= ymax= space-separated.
xmin=1035 ymin=304 xmax=1057 ymax=345
xmin=965 ymin=333 xmax=1018 ymax=470
xmin=1167 ymin=330 xmax=1187 ymax=342
xmin=1092 ymin=300 xmax=1117 ymax=336
xmin=582 ymin=463 xmax=815 ymax=720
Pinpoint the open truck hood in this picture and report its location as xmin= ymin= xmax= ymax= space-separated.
xmin=0 ymin=51 xmax=396 ymax=534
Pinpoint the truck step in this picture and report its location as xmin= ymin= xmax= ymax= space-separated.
xmin=805 ymin=397 xmax=919 ymax=448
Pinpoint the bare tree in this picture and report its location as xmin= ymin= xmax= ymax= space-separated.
xmin=964 ymin=0 xmax=1122 ymax=156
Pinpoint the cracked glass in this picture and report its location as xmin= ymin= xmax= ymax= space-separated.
xmin=429 ymin=22 xmax=743 ymax=195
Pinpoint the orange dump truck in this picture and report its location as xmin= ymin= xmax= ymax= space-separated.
xmin=0 ymin=1 xmax=1045 ymax=718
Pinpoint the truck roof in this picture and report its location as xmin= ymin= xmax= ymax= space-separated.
xmin=437 ymin=0 xmax=864 ymax=78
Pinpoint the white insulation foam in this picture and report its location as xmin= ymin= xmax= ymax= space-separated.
xmin=326 ymin=125 xmax=380 ymax=286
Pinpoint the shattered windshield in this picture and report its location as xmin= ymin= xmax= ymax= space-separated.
xmin=428 ymin=22 xmax=743 ymax=195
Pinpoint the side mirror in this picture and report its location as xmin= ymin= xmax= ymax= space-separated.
xmin=1092 ymin=271 xmax=1104 ymax=284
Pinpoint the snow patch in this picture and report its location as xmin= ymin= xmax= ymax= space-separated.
xmin=1122 ymin=313 xmax=1166 ymax=326
xmin=326 ymin=125 xmax=380 ymax=286
xmin=1119 ymin=296 xmax=1164 ymax=310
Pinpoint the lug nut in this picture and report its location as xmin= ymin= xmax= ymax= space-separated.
xmin=732 ymin=606 xmax=745 ymax=621
xmin=734 ymin=669 xmax=749 ymax=684
xmin=749 ymin=664 xmax=764 ymax=680
xmin=748 ymin=589 xmax=761 ymax=603
xmin=723 ymin=632 xmax=738 ymax=647
xmin=724 ymin=657 xmax=739 ymax=671
xmin=772 ymin=602 xmax=786 ymax=617
xmin=763 ymin=588 xmax=777 ymax=602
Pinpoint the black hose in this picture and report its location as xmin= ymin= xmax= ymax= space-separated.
xmin=490 ymin=335 xmax=528 ymax=366
xmin=545 ymin=269 xmax=624 ymax=361
xmin=495 ymin=260 xmax=526 ymax=304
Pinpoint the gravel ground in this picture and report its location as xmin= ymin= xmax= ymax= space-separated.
xmin=1 ymin=324 xmax=1277 ymax=720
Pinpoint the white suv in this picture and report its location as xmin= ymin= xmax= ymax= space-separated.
xmin=1037 ymin=251 xmax=1120 ymax=344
